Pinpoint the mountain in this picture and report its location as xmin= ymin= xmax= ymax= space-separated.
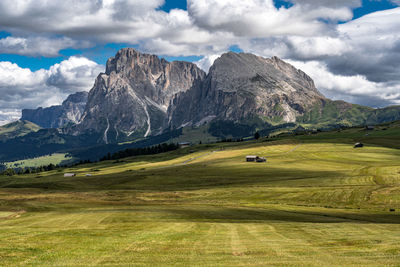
xmin=67 ymin=49 xmax=400 ymax=143
xmin=21 ymin=91 xmax=88 ymax=128
xmin=168 ymin=52 xmax=325 ymax=128
xmin=0 ymin=120 xmax=41 ymax=142
xmin=3 ymin=48 xmax=400 ymax=163
xmin=73 ymin=48 xmax=205 ymax=143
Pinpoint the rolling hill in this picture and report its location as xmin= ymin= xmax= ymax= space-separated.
xmin=0 ymin=121 xmax=399 ymax=265
xmin=0 ymin=120 xmax=41 ymax=141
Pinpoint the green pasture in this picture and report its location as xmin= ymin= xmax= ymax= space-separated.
xmin=0 ymin=126 xmax=399 ymax=266
xmin=4 ymin=153 xmax=74 ymax=169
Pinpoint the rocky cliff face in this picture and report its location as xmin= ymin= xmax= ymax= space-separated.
xmin=76 ymin=48 xmax=205 ymax=143
xmin=21 ymin=91 xmax=88 ymax=128
xmin=168 ymin=52 xmax=325 ymax=128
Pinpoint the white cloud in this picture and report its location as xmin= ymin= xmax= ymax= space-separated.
xmin=288 ymin=60 xmax=400 ymax=107
xmin=187 ymin=0 xmax=352 ymax=38
xmin=0 ymin=109 xmax=21 ymax=126
xmin=0 ymin=0 xmax=359 ymax=55
xmin=0 ymin=57 xmax=103 ymax=123
xmin=194 ymin=54 xmax=220 ymax=72
xmin=0 ymin=36 xmax=91 ymax=57
xmin=0 ymin=0 xmax=398 ymax=109
xmin=46 ymin=57 xmax=104 ymax=93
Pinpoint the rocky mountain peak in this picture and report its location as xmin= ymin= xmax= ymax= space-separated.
xmin=75 ymin=48 xmax=206 ymax=143
xmin=168 ymin=52 xmax=326 ymax=128
xmin=69 ymin=49 xmax=328 ymax=143
xmin=62 ymin=91 xmax=88 ymax=105
xmin=105 ymin=48 xmax=162 ymax=75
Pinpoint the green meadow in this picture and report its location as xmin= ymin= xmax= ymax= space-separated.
xmin=0 ymin=125 xmax=399 ymax=266
xmin=4 ymin=153 xmax=74 ymax=169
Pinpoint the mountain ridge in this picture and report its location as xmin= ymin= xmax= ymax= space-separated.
xmin=21 ymin=91 xmax=88 ymax=128
xmin=18 ymin=48 xmax=400 ymax=145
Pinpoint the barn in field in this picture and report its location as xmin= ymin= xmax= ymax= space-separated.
xmin=178 ymin=142 xmax=191 ymax=148
xmin=246 ymin=156 xmax=267 ymax=162
xmin=64 ymin=173 xmax=76 ymax=177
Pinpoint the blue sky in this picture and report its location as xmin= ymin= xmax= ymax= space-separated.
xmin=1 ymin=0 xmax=398 ymax=71
xmin=0 ymin=0 xmax=399 ymax=124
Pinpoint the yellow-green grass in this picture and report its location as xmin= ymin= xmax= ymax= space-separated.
xmin=169 ymin=125 xmax=218 ymax=144
xmin=0 ymin=136 xmax=400 ymax=266
xmin=5 ymin=153 xmax=75 ymax=168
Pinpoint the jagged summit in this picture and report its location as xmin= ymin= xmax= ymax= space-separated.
xmin=70 ymin=49 xmax=328 ymax=143
xmin=75 ymin=48 xmax=206 ymax=143
xmin=168 ymin=52 xmax=325 ymax=128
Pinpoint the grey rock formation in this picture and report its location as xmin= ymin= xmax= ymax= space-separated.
xmin=168 ymin=52 xmax=325 ymax=128
xmin=21 ymin=91 xmax=88 ymax=128
xmin=76 ymin=48 xmax=205 ymax=143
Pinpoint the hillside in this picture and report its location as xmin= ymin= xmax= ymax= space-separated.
xmin=0 ymin=123 xmax=399 ymax=265
xmin=0 ymin=120 xmax=41 ymax=141
xmin=298 ymin=100 xmax=400 ymax=128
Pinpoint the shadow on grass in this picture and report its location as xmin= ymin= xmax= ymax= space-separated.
xmin=32 ymin=205 xmax=400 ymax=224
xmin=143 ymin=206 xmax=400 ymax=224
xmin=0 ymin=165 xmax=342 ymax=192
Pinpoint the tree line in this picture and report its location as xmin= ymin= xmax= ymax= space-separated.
xmin=0 ymin=163 xmax=59 ymax=176
xmin=99 ymin=143 xmax=179 ymax=161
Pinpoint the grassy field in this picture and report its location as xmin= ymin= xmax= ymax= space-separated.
xmin=4 ymin=153 xmax=75 ymax=168
xmin=0 ymin=125 xmax=399 ymax=266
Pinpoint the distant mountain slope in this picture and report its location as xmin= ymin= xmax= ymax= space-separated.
xmin=21 ymin=91 xmax=88 ymax=128
xmin=0 ymin=120 xmax=41 ymax=141
xmin=0 ymin=128 xmax=98 ymax=162
xmin=298 ymin=100 xmax=400 ymax=128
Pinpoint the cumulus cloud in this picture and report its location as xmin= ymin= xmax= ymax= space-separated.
xmin=328 ymin=8 xmax=400 ymax=83
xmin=0 ymin=0 xmax=399 ymax=111
xmin=0 ymin=109 xmax=21 ymax=126
xmin=0 ymin=57 xmax=103 ymax=123
xmin=194 ymin=54 xmax=220 ymax=72
xmin=187 ymin=0 xmax=352 ymax=38
xmin=0 ymin=36 xmax=91 ymax=57
xmin=46 ymin=57 xmax=104 ymax=92
xmin=0 ymin=0 xmax=360 ymax=54
xmin=288 ymin=60 xmax=400 ymax=107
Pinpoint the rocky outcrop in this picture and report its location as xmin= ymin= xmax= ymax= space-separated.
xmin=75 ymin=48 xmax=205 ymax=143
xmin=168 ymin=52 xmax=325 ymax=128
xmin=21 ymin=91 xmax=88 ymax=128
